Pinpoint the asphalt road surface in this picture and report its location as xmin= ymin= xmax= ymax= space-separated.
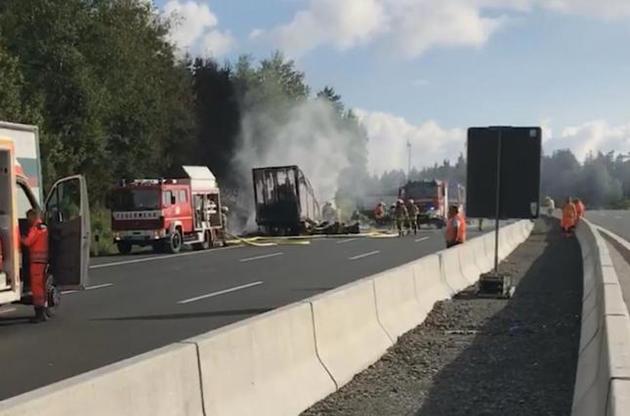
xmin=587 ymin=210 xmax=630 ymax=242
xmin=0 ymin=225 xmax=500 ymax=400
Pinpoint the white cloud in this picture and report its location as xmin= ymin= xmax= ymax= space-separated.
xmin=253 ymin=0 xmax=630 ymax=59
xmin=249 ymin=28 xmax=264 ymax=40
xmin=254 ymin=0 xmax=513 ymax=58
xmin=546 ymin=120 xmax=630 ymax=160
xmin=356 ymin=110 xmax=630 ymax=174
xmin=542 ymin=0 xmax=630 ymax=19
xmin=202 ymin=30 xmax=235 ymax=57
xmin=263 ymin=0 xmax=386 ymax=57
xmin=163 ymin=0 xmax=234 ymax=57
xmin=355 ymin=109 xmax=466 ymax=175
xmin=388 ymin=1 xmax=506 ymax=58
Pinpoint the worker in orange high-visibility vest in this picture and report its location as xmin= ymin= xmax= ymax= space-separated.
xmin=21 ymin=209 xmax=49 ymax=323
xmin=458 ymin=205 xmax=467 ymax=241
xmin=574 ymin=198 xmax=586 ymax=222
xmin=445 ymin=205 xmax=466 ymax=248
xmin=561 ymin=197 xmax=577 ymax=237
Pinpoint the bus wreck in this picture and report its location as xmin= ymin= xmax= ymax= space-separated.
xmin=252 ymin=165 xmax=321 ymax=235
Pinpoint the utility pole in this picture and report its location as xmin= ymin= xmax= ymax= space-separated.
xmin=407 ymin=140 xmax=412 ymax=179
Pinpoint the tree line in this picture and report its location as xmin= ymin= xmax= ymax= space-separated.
xmin=0 ymin=0 xmax=367 ymax=219
xmin=373 ymin=150 xmax=630 ymax=210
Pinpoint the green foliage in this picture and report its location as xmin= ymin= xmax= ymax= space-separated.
xmin=0 ymin=0 xmax=195 ymax=203
xmin=90 ymin=208 xmax=115 ymax=256
xmin=0 ymin=2 xmax=369 ymax=232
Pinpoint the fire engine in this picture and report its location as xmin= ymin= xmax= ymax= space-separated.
xmin=399 ymin=179 xmax=448 ymax=228
xmin=110 ymin=166 xmax=226 ymax=254
xmin=0 ymin=121 xmax=90 ymax=316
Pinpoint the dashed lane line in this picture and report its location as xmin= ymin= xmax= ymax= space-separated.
xmin=239 ymin=252 xmax=284 ymax=263
xmin=337 ymin=238 xmax=358 ymax=244
xmin=177 ymin=281 xmax=264 ymax=304
xmin=348 ymin=250 xmax=380 ymax=261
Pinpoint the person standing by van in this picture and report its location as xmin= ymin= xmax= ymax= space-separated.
xmin=21 ymin=209 xmax=49 ymax=323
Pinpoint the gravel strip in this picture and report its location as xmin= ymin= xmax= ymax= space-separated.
xmin=303 ymin=219 xmax=582 ymax=416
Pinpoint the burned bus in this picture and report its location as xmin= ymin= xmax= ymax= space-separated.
xmin=252 ymin=165 xmax=320 ymax=235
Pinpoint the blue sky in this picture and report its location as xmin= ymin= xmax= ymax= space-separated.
xmin=155 ymin=0 xmax=630 ymax=173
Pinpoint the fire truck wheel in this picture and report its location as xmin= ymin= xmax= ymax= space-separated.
xmin=45 ymin=274 xmax=60 ymax=318
xmin=117 ymin=242 xmax=132 ymax=255
xmin=166 ymin=230 xmax=183 ymax=254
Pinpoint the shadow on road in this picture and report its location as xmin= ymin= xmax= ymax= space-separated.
xmin=92 ymin=307 xmax=273 ymax=322
xmin=0 ymin=316 xmax=32 ymax=327
xmin=415 ymin=218 xmax=582 ymax=416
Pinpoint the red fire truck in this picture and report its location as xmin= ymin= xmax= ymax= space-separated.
xmin=399 ymin=179 xmax=449 ymax=228
xmin=110 ymin=166 xmax=226 ymax=254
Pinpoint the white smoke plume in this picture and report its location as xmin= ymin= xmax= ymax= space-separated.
xmin=232 ymin=98 xmax=362 ymax=231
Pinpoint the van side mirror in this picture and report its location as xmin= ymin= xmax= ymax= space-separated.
xmin=171 ymin=195 xmax=176 ymax=205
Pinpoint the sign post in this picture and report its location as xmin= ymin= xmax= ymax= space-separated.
xmin=466 ymin=126 xmax=542 ymax=298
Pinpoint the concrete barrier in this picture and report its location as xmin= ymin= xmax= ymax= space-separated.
xmin=482 ymin=232 xmax=498 ymax=268
xmin=373 ymin=263 xmax=423 ymax=340
xmin=310 ymin=278 xmax=393 ymax=388
xmin=438 ymin=247 xmax=469 ymax=294
xmin=0 ymin=343 xmax=203 ymax=416
xmin=608 ymin=380 xmax=630 ymax=415
xmin=189 ymin=302 xmax=336 ymax=416
xmin=505 ymin=222 xmax=523 ymax=254
xmin=572 ymin=220 xmax=630 ymax=416
xmin=471 ymin=236 xmax=493 ymax=273
xmin=459 ymin=240 xmax=482 ymax=284
xmin=497 ymin=224 xmax=514 ymax=260
xmin=412 ymin=254 xmax=450 ymax=316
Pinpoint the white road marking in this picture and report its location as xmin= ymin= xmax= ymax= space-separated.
xmin=348 ymin=250 xmax=380 ymax=261
xmin=337 ymin=238 xmax=358 ymax=244
xmin=61 ymin=283 xmax=113 ymax=295
xmin=239 ymin=252 xmax=284 ymax=263
xmin=615 ymin=215 xmax=623 ymax=219
xmin=0 ymin=307 xmax=16 ymax=315
xmin=177 ymin=281 xmax=264 ymax=304
xmin=90 ymin=245 xmax=238 ymax=270
xmin=415 ymin=237 xmax=430 ymax=243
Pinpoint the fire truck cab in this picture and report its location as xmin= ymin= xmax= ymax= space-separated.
xmin=399 ymin=179 xmax=449 ymax=228
xmin=110 ymin=166 xmax=226 ymax=254
xmin=0 ymin=136 xmax=91 ymax=314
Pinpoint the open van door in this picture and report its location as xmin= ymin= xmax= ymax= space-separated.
xmin=45 ymin=175 xmax=90 ymax=289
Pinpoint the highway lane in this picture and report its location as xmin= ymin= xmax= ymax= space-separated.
xmin=586 ymin=210 xmax=630 ymax=242
xmin=0 ymin=226 xmax=498 ymax=399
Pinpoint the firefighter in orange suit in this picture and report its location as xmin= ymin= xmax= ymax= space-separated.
xmin=446 ymin=205 xmax=466 ymax=248
xmin=561 ymin=197 xmax=577 ymax=237
xmin=574 ymin=198 xmax=585 ymax=222
xmin=21 ymin=209 xmax=49 ymax=323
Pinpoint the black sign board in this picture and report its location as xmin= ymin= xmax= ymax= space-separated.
xmin=466 ymin=127 xmax=542 ymax=219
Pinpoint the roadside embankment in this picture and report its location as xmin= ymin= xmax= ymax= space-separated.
xmin=303 ymin=218 xmax=582 ymax=416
